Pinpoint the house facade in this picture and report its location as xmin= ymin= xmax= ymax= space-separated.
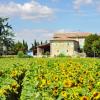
xmin=50 ymin=39 xmax=79 ymax=57
xmin=53 ymin=32 xmax=91 ymax=49
xmin=36 ymin=32 xmax=91 ymax=57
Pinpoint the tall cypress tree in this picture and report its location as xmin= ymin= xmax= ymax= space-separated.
xmin=23 ymin=40 xmax=28 ymax=54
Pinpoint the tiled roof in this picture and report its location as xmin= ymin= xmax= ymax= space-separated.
xmin=54 ymin=32 xmax=91 ymax=38
xmin=51 ymin=32 xmax=91 ymax=41
xmin=50 ymin=37 xmax=77 ymax=41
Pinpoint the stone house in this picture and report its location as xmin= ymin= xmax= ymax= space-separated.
xmin=37 ymin=32 xmax=91 ymax=57
xmin=53 ymin=32 xmax=91 ymax=49
xmin=50 ymin=38 xmax=79 ymax=57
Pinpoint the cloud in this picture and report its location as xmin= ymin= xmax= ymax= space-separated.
xmin=74 ymin=0 xmax=93 ymax=10
xmin=0 ymin=0 xmax=54 ymax=20
xmin=15 ymin=28 xmax=75 ymax=47
xmin=15 ymin=29 xmax=53 ymax=47
xmin=95 ymin=1 xmax=100 ymax=12
xmin=15 ymin=28 xmax=72 ymax=46
xmin=73 ymin=0 xmax=100 ymax=15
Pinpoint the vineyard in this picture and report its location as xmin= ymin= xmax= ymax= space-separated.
xmin=0 ymin=58 xmax=100 ymax=100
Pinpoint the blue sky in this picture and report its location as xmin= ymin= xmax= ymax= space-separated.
xmin=0 ymin=0 xmax=100 ymax=47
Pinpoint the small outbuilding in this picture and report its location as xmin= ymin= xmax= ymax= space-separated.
xmin=37 ymin=43 xmax=50 ymax=57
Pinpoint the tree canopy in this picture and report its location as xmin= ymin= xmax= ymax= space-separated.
xmin=0 ymin=17 xmax=14 ymax=55
xmin=92 ymin=39 xmax=100 ymax=57
xmin=84 ymin=34 xmax=100 ymax=57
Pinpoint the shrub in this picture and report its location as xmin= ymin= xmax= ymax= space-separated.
xmin=17 ymin=51 xmax=25 ymax=58
xmin=58 ymin=53 xmax=66 ymax=57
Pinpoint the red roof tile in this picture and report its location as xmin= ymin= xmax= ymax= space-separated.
xmin=51 ymin=32 xmax=91 ymax=41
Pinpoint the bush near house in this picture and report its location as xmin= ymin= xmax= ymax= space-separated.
xmin=0 ymin=58 xmax=100 ymax=100
xmin=17 ymin=51 xmax=25 ymax=58
xmin=58 ymin=53 xmax=66 ymax=57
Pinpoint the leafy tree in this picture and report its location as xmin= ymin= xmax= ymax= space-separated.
xmin=7 ymin=42 xmax=15 ymax=55
xmin=0 ymin=17 xmax=14 ymax=55
xmin=84 ymin=34 xmax=99 ymax=57
xmin=92 ymin=39 xmax=100 ymax=57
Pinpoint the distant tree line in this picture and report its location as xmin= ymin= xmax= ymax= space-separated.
xmin=0 ymin=17 xmax=48 ymax=56
xmin=13 ymin=40 xmax=28 ymax=54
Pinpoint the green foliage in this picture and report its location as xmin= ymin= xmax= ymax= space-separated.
xmin=92 ymin=39 xmax=100 ymax=57
xmin=17 ymin=51 xmax=33 ymax=58
xmin=84 ymin=34 xmax=99 ymax=57
xmin=23 ymin=55 xmax=33 ymax=58
xmin=22 ymin=40 xmax=28 ymax=54
xmin=15 ymin=41 xmax=24 ymax=53
xmin=17 ymin=51 xmax=25 ymax=58
xmin=58 ymin=53 xmax=66 ymax=57
xmin=14 ymin=40 xmax=28 ymax=54
xmin=0 ymin=17 xmax=14 ymax=55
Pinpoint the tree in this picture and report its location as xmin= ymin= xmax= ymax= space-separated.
xmin=29 ymin=40 xmax=40 ymax=55
xmin=45 ymin=40 xmax=48 ymax=44
xmin=40 ymin=41 xmax=43 ymax=45
xmin=92 ymin=39 xmax=100 ymax=57
xmin=84 ymin=34 xmax=99 ymax=57
xmin=14 ymin=41 xmax=24 ymax=54
xmin=7 ymin=42 xmax=15 ymax=55
xmin=30 ymin=40 xmax=37 ymax=50
xmin=14 ymin=40 xmax=28 ymax=54
xmin=34 ymin=40 xmax=37 ymax=48
xmin=23 ymin=40 xmax=28 ymax=54
xmin=0 ymin=17 xmax=14 ymax=55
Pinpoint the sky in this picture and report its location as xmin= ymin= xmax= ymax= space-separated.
xmin=0 ymin=0 xmax=100 ymax=47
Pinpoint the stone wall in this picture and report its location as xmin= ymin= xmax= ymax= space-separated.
xmin=50 ymin=40 xmax=79 ymax=57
